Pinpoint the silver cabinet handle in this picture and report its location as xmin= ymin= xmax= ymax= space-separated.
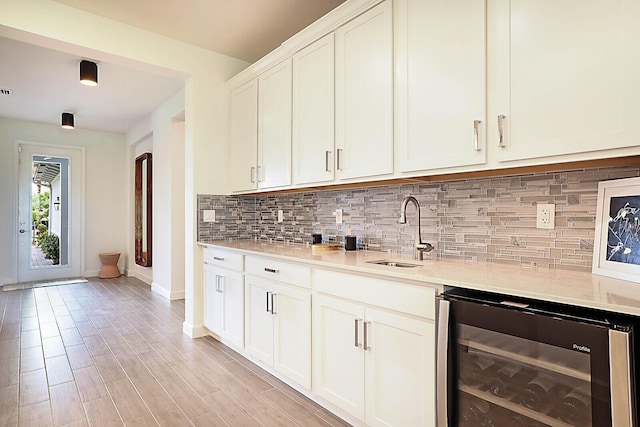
xmin=215 ymin=275 xmax=223 ymax=292
xmin=354 ymin=318 xmax=360 ymax=348
xmin=363 ymin=321 xmax=371 ymax=351
xmin=266 ymin=291 xmax=271 ymax=313
xmin=473 ymin=120 xmax=482 ymax=151
xmin=337 ymin=148 xmax=343 ymax=171
xmin=325 ymin=151 xmax=332 ymax=172
xmin=213 ymin=256 xmax=224 ymax=261
xmin=264 ymin=267 xmax=278 ymax=274
xmin=256 ymin=165 xmax=262 ymax=182
xmin=271 ymin=293 xmax=276 ymax=315
xmin=498 ymin=114 xmax=506 ymax=148
xmin=609 ymin=329 xmax=633 ymax=427
xmin=250 ymin=166 xmax=256 ymax=183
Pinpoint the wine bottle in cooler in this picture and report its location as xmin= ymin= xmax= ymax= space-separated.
xmin=487 ymin=363 xmax=524 ymax=397
xmin=459 ymin=353 xmax=495 ymax=384
xmin=520 ymin=374 xmax=555 ymax=411
xmin=459 ymin=395 xmax=498 ymax=427
xmin=557 ymin=385 xmax=591 ymax=426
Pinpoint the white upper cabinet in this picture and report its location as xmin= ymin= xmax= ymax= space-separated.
xmin=258 ymin=59 xmax=293 ymax=189
xmin=229 ymin=80 xmax=258 ymax=193
xmin=494 ymin=0 xmax=640 ymax=163
xmin=396 ymin=0 xmax=487 ymax=173
xmin=335 ymin=0 xmax=394 ymax=181
xmin=292 ymin=33 xmax=335 ymax=185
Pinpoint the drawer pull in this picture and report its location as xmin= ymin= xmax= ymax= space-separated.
xmin=354 ymin=318 xmax=361 ymax=348
xmin=213 ymin=256 xmax=224 ymax=261
xmin=363 ymin=321 xmax=371 ymax=351
xmin=264 ymin=267 xmax=278 ymax=274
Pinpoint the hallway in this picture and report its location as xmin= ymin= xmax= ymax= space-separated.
xmin=0 ymin=276 xmax=350 ymax=426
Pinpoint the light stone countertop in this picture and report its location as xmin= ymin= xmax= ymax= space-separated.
xmin=199 ymin=240 xmax=640 ymax=317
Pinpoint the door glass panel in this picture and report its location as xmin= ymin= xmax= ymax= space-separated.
xmin=31 ymin=155 xmax=69 ymax=268
xmin=456 ymin=325 xmax=592 ymax=427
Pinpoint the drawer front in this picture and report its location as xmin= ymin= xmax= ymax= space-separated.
xmin=315 ymin=269 xmax=436 ymax=320
xmin=245 ymin=256 xmax=311 ymax=289
xmin=203 ymin=247 xmax=244 ymax=271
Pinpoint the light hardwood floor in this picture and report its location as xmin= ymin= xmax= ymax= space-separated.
xmin=0 ymin=276 xmax=351 ymax=427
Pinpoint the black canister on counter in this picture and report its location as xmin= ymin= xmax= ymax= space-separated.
xmin=345 ymin=236 xmax=357 ymax=251
xmin=311 ymin=233 xmax=322 ymax=244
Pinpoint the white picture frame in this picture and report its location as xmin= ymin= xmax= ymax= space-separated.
xmin=592 ymin=176 xmax=640 ymax=283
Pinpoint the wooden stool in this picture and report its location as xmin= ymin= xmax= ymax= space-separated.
xmin=99 ymin=253 xmax=121 ymax=278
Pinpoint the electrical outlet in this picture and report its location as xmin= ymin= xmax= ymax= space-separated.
xmin=335 ymin=209 xmax=343 ymax=224
xmin=277 ymin=210 xmax=284 ymax=223
xmin=203 ymin=210 xmax=216 ymax=222
xmin=536 ymin=203 xmax=555 ymax=229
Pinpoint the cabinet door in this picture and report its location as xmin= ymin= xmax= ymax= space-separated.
xmin=258 ymin=59 xmax=292 ymax=189
xmin=292 ymin=33 xmax=335 ymax=185
xmin=203 ymin=264 xmax=222 ymax=335
xmin=364 ymin=307 xmax=435 ymax=427
xmin=335 ymin=0 xmax=393 ymax=181
xmin=396 ymin=0 xmax=486 ymax=173
xmin=229 ymin=80 xmax=258 ymax=192
xmin=495 ymin=0 xmax=640 ymax=162
xmin=220 ymin=270 xmax=244 ymax=349
xmin=273 ymin=283 xmax=311 ymax=390
xmin=244 ymin=275 xmax=274 ymax=365
xmin=314 ymin=295 xmax=365 ymax=420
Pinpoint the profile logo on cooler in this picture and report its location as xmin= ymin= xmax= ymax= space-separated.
xmin=572 ymin=343 xmax=591 ymax=353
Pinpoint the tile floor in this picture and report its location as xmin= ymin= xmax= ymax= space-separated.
xmin=0 ymin=276 xmax=351 ymax=426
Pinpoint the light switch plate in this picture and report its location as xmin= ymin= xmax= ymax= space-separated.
xmin=277 ymin=210 xmax=284 ymax=223
xmin=335 ymin=209 xmax=343 ymax=224
xmin=203 ymin=210 xmax=216 ymax=222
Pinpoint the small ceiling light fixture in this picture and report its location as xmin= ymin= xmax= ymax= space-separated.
xmin=61 ymin=112 xmax=75 ymax=129
xmin=80 ymin=60 xmax=98 ymax=86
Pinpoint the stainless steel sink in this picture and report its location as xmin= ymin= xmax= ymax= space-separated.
xmin=366 ymin=260 xmax=421 ymax=268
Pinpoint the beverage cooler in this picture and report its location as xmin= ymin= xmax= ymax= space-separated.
xmin=436 ymin=288 xmax=639 ymax=427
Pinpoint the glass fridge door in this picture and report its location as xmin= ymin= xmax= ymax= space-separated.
xmin=449 ymin=296 xmax=613 ymax=427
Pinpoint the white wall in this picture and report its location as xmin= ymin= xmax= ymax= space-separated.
xmin=0 ymin=0 xmax=248 ymax=337
xmin=0 ymin=117 xmax=127 ymax=283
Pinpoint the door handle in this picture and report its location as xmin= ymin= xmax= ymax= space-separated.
xmin=498 ymin=114 xmax=506 ymax=148
xmin=354 ymin=318 xmax=361 ymax=348
xmin=19 ymin=229 xmax=26 ymax=233
xmin=363 ymin=321 xmax=371 ymax=351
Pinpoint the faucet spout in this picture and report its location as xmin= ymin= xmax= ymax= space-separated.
xmin=399 ymin=196 xmax=434 ymax=260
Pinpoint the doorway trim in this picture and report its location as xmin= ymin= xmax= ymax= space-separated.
xmin=14 ymin=140 xmax=86 ymax=284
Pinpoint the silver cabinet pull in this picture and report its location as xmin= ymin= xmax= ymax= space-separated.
xmin=436 ymin=299 xmax=451 ymax=427
xmin=325 ymin=151 xmax=332 ymax=172
xmin=473 ymin=120 xmax=482 ymax=151
xmin=213 ymin=256 xmax=224 ymax=261
xmin=256 ymin=165 xmax=262 ymax=182
xmin=354 ymin=318 xmax=361 ymax=348
xmin=266 ymin=291 xmax=271 ymax=313
xmin=337 ymin=148 xmax=343 ymax=171
xmin=250 ymin=166 xmax=256 ymax=183
xmin=215 ymin=275 xmax=223 ymax=292
xmin=498 ymin=115 xmax=506 ymax=148
xmin=363 ymin=321 xmax=371 ymax=351
xmin=264 ymin=267 xmax=278 ymax=274
xmin=271 ymin=293 xmax=277 ymax=315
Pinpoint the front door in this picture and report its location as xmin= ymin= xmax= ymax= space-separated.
xmin=17 ymin=142 xmax=83 ymax=282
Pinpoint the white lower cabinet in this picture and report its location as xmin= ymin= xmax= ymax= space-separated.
xmin=244 ymin=271 xmax=312 ymax=390
xmin=314 ymin=269 xmax=436 ymax=427
xmin=203 ymin=263 xmax=244 ymax=349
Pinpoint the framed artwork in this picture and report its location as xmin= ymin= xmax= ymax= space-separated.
xmin=592 ymin=176 xmax=640 ymax=283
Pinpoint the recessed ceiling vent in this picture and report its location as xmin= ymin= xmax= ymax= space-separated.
xmin=0 ymin=88 xmax=12 ymax=96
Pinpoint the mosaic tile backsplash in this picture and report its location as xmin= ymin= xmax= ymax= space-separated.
xmin=198 ymin=165 xmax=640 ymax=271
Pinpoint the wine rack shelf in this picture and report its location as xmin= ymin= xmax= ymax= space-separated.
xmin=460 ymin=384 xmax=574 ymax=427
xmin=459 ymin=338 xmax=591 ymax=382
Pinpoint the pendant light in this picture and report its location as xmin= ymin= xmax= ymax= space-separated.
xmin=61 ymin=112 xmax=74 ymax=129
xmin=80 ymin=60 xmax=98 ymax=86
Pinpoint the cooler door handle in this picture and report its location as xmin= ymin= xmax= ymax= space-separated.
xmin=436 ymin=298 xmax=450 ymax=427
xmin=609 ymin=329 xmax=633 ymax=426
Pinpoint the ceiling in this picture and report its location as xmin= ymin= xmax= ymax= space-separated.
xmin=0 ymin=0 xmax=346 ymax=134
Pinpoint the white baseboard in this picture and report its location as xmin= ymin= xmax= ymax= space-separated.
xmin=151 ymin=282 xmax=185 ymax=300
xmin=182 ymin=322 xmax=207 ymax=338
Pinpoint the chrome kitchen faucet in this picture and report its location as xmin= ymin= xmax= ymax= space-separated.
xmin=399 ymin=196 xmax=434 ymax=260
